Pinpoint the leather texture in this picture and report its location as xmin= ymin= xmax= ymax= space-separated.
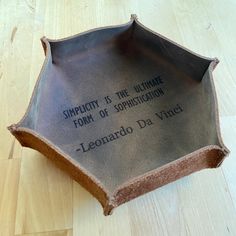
xmin=8 ymin=15 xmax=229 ymax=215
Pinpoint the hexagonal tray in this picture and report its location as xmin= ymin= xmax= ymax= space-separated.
xmin=8 ymin=15 xmax=229 ymax=215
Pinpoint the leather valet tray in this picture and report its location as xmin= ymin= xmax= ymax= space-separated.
xmin=8 ymin=14 xmax=229 ymax=215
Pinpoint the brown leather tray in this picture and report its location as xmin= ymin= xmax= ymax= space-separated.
xmin=8 ymin=14 xmax=229 ymax=215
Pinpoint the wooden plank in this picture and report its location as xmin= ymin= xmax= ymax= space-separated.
xmin=0 ymin=0 xmax=36 ymax=159
xmin=16 ymin=229 xmax=72 ymax=236
xmin=0 ymin=159 xmax=21 ymax=236
xmin=127 ymin=168 xmax=236 ymax=236
xmin=14 ymin=151 xmax=73 ymax=235
xmin=73 ymin=167 xmax=236 ymax=236
xmin=221 ymin=116 xmax=236 ymax=209
xmin=170 ymin=0 xmax=236 ymax=116
xmin=73 ymin=182 xmax=131 ymax=236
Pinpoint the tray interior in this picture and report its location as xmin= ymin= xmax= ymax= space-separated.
xmin=19 ymin=21 xmax=220 ymax=193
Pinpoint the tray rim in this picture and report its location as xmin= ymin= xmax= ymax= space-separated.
xmin=8 ymin=14 xmax=229 ymax=215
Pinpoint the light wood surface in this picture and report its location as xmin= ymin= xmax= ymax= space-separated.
xmin=0 ymin=1 xmax=236 ymax=235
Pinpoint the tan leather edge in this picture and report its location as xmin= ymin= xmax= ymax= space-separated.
xmin=7 ymin=15 xmax=230 ymax=216
xmin=107 ymin=60 xmax=230 ymax=216
xmin=7 ymin=125 xmax=228 ymax=216
xmin=11 ymin=16 xmax=135 ymax=130
xmin=109 ymin=146 xmax=227 ymax=215
xmin=7 ymin=126 xmax=111 ymax=214
xmin=207 ymin=59 xmax=230 ymax=154
xmin=133 ymin=17 xmax=216 ymax=63
xmin=41 ymin=16 xmax=135 ymax=43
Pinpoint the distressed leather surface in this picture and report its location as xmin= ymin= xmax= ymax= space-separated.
xmin=8 ymin=15 xmax=229 ymax=215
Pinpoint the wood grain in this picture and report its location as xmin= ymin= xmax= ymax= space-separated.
xmin=0 ymin=159 xmax=20 ymax=236
xmin=73 ymin=182 xmax=131 ymax=236
xmin=221 ymin=116 xmax=236 ymax=209
xmin=0 ymin=0 xmax=36 ymax=159
xmin=14 ymin=151 xmax=72 ymax=235
xmin=0 ymin=0 xmax=235 ymax=235
xmin=18 ymin=229 xmax=72 ymax=236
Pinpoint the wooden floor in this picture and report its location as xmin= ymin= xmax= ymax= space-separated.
xmin=1 ymin=1 xmax=236 ymax=235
